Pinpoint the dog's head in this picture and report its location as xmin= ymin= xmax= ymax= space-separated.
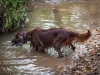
xmin=11 ymin=32 xmax=27 ymax=46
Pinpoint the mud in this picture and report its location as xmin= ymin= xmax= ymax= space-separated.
xmin=56 ymin=27 xmax=100 ymax=75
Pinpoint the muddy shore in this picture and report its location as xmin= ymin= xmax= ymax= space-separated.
xmin=56 ymin=27 xmax=100 ymax=75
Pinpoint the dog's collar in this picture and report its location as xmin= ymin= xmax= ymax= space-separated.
xmin=23 ymin=32 xmax=27 ymax=43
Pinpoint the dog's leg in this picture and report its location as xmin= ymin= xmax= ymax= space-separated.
xmin=71 ymin=44 xmax=76 ymax=51
xmin=53 ymin=35 xmax=65 ymax=58
xmin=38 ymin=46 xmax=45 ymax=53
xmin=54 ymin=43 xmax=63 ymax=58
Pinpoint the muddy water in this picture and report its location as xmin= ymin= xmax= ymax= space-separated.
xmin=0 ymin=1 xmax=100 ymax=75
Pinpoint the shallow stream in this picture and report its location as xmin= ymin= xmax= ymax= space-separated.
xmin=0 ymin=0 xmax=100 ymax=75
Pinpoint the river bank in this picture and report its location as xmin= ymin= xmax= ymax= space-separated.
xmin=56 ymin=26 xmax=100 ymax=75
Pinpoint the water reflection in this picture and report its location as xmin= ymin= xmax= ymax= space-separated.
xmin=27 ymin=0 xmax=100 ymax=32
xmin=44 ymin=0 xmax=61 ymax=5
xmin=0 ymin=44 xmax=55 ymax=74
xmin=53 ymin=6 xmax=62 ymax=27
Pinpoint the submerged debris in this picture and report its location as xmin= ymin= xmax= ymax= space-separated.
xmin=56 ymin=27 xmax=100 ymax=75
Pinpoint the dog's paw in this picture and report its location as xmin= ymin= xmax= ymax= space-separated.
xmin=58 ymin=55 xmax=64 ymax=58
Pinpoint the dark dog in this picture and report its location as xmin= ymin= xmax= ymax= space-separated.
xmin=12 ymin=28 xmax=92 ymax=58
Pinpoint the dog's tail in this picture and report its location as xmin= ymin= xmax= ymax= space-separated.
xmin=77 ymin=30 xmax=92 ymax=42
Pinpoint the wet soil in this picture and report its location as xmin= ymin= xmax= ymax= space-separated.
xmin=56 ymin=26 xmax=100 ymax=75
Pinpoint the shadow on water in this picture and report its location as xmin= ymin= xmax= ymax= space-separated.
xmin=0 ymin=0 xmax=100 ymax=75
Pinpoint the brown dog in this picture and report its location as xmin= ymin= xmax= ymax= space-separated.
xmin=12 ymin=28 xmax=92 ymax=58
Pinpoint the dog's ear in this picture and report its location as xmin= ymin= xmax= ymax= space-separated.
xmin=15 ymin=32 xmax=23 ymax=40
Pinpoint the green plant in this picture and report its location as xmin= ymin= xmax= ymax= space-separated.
xmin=0 ymin=0 xmax=28 ymax=33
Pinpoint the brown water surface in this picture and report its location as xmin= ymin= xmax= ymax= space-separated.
xmin=0 ymin=0 xmax=100 ymax=75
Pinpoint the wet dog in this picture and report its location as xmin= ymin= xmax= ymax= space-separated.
xmin=12 ymin=28 xmax=92 ymax=58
